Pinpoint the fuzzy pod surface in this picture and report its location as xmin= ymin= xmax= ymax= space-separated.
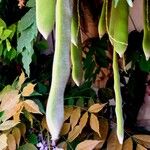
xmin=46 ymin=0 xmax=73 ymax=141
xmin=36 ymin=0 xmax=55 ymax=39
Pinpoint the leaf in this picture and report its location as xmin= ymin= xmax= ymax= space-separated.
xmin=27 ymin=133 xmax=38 ymax=144
xmin=0 ymin=18 xmax=6 ymax=28
xmin=133 ymin=135 xmax=150 ymax=148
xmin=88 ymin=103 xmax=106 ymax=113
xmin=57 ymin=142 xmax=67 ymax=150
xmin=1 ymin=29 xmax=12 ymax=40
xmin=90 ymin=114 xmax=101 ymax=137
xmin=75 ymin=140 xmax=100 ymax=150
xmin=79 ymin=112 xmax=88 ymax=132
xmin=18 ymin=71 xmax=26 ymax=89
xmin=123 ymin=138 xmax=133 ymax=150
xmin=107 ymin=129 xmax=122 ymax=150
xmin=0 ymin=134 xmax=7 ymax=150
xmin=136 ymin=144 xmax=147 ymax=150
xmin=12 ymin=127 xmax=21 ymax=147
xmin=0 ymin=90 xmax=19 ymax=111
xmin=17 ymin=123 xmax=26 ymax=137
xmin=64 ymin=106 xmax=73 ymax=121
xmin=114 ymin=0 xmax=119 ymax=7
xmin=60 ymin=123 xmax=71 ymax=136
xmin=7 ymin=134 xmax=16 ymax=150
xmin=41 ymin=117 xmax=49 ymax=131
xmin=0 ymin=120 xmax=19 ymax=131
xmin=18 ymin=143 xmax=37 ymax=150
xmin=6 ymin=39 xmax=11 ymax=51
xmin=70 ymin=107 xmax=81 ymax=130
xmin=22 ymin=83 xmax=36 ymax=97
xmin=126 ymin=0 xmax=133 ymax=7
xmin=68 ymin=125 xmax=81 ymax=142
xmin=23 ymin=100 xmax=42 ymax=114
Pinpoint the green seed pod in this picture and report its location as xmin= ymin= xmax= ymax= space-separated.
xmin=113 ymin=50 xmax=124 ymax=144
xmin=36 ymin=0 xmax=55 ymax=39
xmin=46 ymin=0 xmax=73 ymax=143
xmin=98 ymin=0 xmax=106 ymax=38
xmin=142 ymin=0 xmax=150 ymax=60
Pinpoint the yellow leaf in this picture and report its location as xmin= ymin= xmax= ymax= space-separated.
xmin=70 ymin=107 xmax=81 ymax=130
xmin=41 ymin=117 xmax=49 ymax=131
xmin=90 ymin=114 xmax=101 ymax=137
xmin=21 ymin=83 xmax=36 ymax=97
xmin=23 ymin=100 xmax=42 ymax=114
xmin=0 ymin=134 xmax=7 ymax=150
xmin=88 ymin=103 xmax=106 ymax=113
xmin=64 ymin=107 xmax=73 ymax=121
xmin=133 ymin=135 xmax=150 ymax=148
xmin=18 ymin=71 xmax=26 ymax=89
xmin=12 ymin=127 xmax=21 ymax=147
xmin=0 ymin=120 xmax=19 ymax=131
xmin=107 ymin=129 xmax=122 ymax=150
xmin=123 ymin=138 xmax=133 ymax=150
xmin=60 ymin=123 xmax=70 ymax=136
xmin=75 ymin=140 xmax=100 ymax=150
xmin=0 ymin=90 xmax=20 ymax=111
xmin=79 ymin=112 xmax=88 ymax=133
xmin=7 ymin=134 xmax=16 ymax=150
xmin=68 ymin=125 xmax=81 ymax=142
xmin=136 ymin=144 xmax=147 ymax=150
xmin=17 ymin=123 xmax=26 ymax=138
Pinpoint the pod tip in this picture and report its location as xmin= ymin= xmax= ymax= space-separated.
xmin=145 ymin=56 xmax=150 ymax=61
xmin=117 ymin=133 xmax=124 ymax=145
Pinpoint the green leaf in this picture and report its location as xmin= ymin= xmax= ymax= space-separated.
xmin=0 ymin=27 xmax=3 ymax=36
xmin=27 ymin=133 xmax=38 ymax=145
xmin=8 ymin=24 xmax=16 ymax=39
xmin=0 ymin=111 xmax=4 ymax=118
xmin=1 ymin=29 xmax=12 ymax=40
xmin=114 ymin=0 xmax=119 ymax=7
xmin=0 ymin=43 xmax=3 ymax=56
xmin=26 ymin=0 xmax=35 ymax=7
xmin=5 ymin=48 xmax=17 ymax=61
xmin=0 ymin=18 xmax=6 ymax=28
xmin=6 ymin=39 xmax=11 ymax=51
xmin=139 ymin=56 xmax=150 ymax=72
xmin=18 ymin=143 xmax=37 ymax=150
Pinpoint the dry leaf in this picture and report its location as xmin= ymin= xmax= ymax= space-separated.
xmin=136 ymin=144 xmax=147 ymax=150
xmin=70 ymin=107 xmax=81 ymax=130
xmin=41 ymin=117 xmax=49 ymax=131
xmin=0 ymin=120 xmax=19 ymax=131
xmin=12 ymin=127 xmax=21 ymax=147
xmin=75 ymin=140 xmax=100 ymax=150
xmin=107 ymin=129 xmax=122 ymax=150
xmin=123 ymin=138 xmax=133 ymax=150
xmin=133 ymin=135 xmax=150 ymax=148
xmin=0 ymin=134 xmax=7 ymax=150
xmin=23 ymin=100 xmax=42 ymax=114
xmin=0 ymin=90 xmax=20 ymax=111
xmin=7 ymin=134 xmax=16 ymax=150
xmin=60 ymin=123 xmax=70 ymax=136
xmin=57 ymin=142 xmax=67 ymax=150
xmin=17 ymin=123 xmax=26 ymax=137
xmin=88 ymin=103 xmax=106 ymax=113
xmin=68 ymin=125 xmax=81 ymax=142
xmin=79 ymin=112 xmax=88 ymax=133
xmin=18 ymin=71 xmax=26 ymax=89
xmin=64 ymin=107 xmax=73 ymax=121
xmin=21 ymin=83 xmax=36 ymax=97
xmin=90 ymin=114 xmax=101 ymax=137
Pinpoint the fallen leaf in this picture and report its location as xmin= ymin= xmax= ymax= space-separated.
xmin=75 ymin=140 xmax=100 ymax=150
xmin=64 ymin=107 xmax=73 ymax=121
xmin=0 ymin=134 xmax=7 ymax=150
xmin=90 ymin=114 xmax=101 ymax=137
xmin=136 ymin=144 xmax=147 ymax=150
xmin=123 ymin=138 xmax=133 ymax=150
xmin=88 ymin=103 xmax=106 ymax=113
xmin=60 ymin=123 xmax=70 ymax=136
xmin=7 ymin=134 xmax=16 ymax=150
xmin=70 ymin=107 xmax=81 ymax=130
xmin=21 ymin=83 xmax=36 ymax=97
xmin=23 ymin=100 xmax=42 ymax=114
xmin=68 ymin=125 xmax=81 ymax=142
xmin=79 ymin=112 xmax=88 ymax=133
xmin=12 ymin=127 xmax=21 ymax=147
xmin=133 ymin=135 xmax=150 ymax=148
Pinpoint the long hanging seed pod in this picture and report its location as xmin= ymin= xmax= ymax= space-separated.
xmin=46 ymin=0 xmax=73 ymax=146
xmin=35 ymin=0 xmax=56 ymax=39
xmin=142 ymin=0 xmax=150 ymax=60
xmin=113 ymin=50 xmax=124 ymax=144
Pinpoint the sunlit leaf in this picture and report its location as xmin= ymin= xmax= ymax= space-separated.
xmin=107 ymin=129 xmax=122 ymax=150
xmin=68 ymin=125 xmax=81 ymax=142
xmin=23 ymin=100 xmax=42 ymax=114
xmin=133 ymin=135 xmax=150 ymax=148
xmin=0 ymin=134 xmax=7 ymax=150
xmin=79 ymin=112 xmax=88 ymax=133
xmin=123 ymin=138 xmax=133 ymax=150
xmin=90 ymin=114 xmax=101 ymax=137
xmin=88 ymin=103 xmax=106 ymax=113
xmin=0 ymin=120 xmax=19 ymax=131
xmin=21 ymin=83 xmax=36 ymax=97
xmin=136 ymin=144 xmax=147 ymax=150
xmin=76 ymin=140 xmax=100 ymax=150
xmin=60 ymin=123 xmax=70 ymax=136
xmin=64 ymin=106 xmax=73 ymax=121
xmin=70 ymin=107 xmax=81 ymax=130
xmin=18 ymin=71 xmax=26 ymax=89
xmin=7 ymin=134 xmax=16 ymax=150
xmin=12 ymin=127 xmax=21 ymax=147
